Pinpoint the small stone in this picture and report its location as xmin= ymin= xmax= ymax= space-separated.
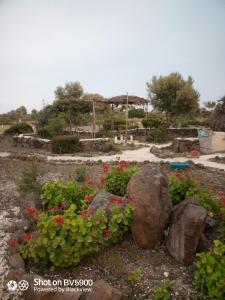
xmin=163 ymin=272 xmax=169 ymax=278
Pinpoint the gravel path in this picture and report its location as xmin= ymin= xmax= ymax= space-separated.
xmin=0 ymin=174 xmax=22 ymax=299
xmin=1 ymin=145 xmax=225 ymax=170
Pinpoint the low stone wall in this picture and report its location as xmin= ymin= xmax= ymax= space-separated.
xmin=13 ymin=135 xmax=51 ymax=150
xmin=80 ymin=138 xmax=109 ymax=152
xmin=64 ymin=127 xmax=198 ymax=140
xmin=12 ymin=135 xmax=110 ymax=153
xmin=172 ymin=137 xmax=199 ymax=153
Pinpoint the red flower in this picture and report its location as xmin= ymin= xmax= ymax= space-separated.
xmin=86 ymin=178 xmax=93 ymax=185
xmin=82 ymin=187 xmax=88 ymax=193
xmin=25 ymin=207 xmax=37 ymax=217
xmin=217 ymin=191 xmax=224 ymax=197
xmin=8 ymin=239 xmax=18 ymax=247
xmin=48 ymin=206 xmax=59 ymax=211
xmin=84 ymin=195 xmax=94 ymax=202
xmin=23 ymin=232 xmax=33 ymax=241
xmin=54 ymin=216 xmax=64 ymax=225
xmin=80 ymin=210 xmax=92 ymax=218
xmin=111 ymin=197 xmax=125 ymax=205
xmin=175 ymin=173 xmax=184 ymax=180
xmin=103 ymin=164 xmax=110 ymax=173
xmin=183 ymin=170 xmax=190 ymax=176
xmin=103 ymin=228 xmax=110 ymax=239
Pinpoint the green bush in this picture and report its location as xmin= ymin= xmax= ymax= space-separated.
xmin=19 ymin=161 xmax=42 ymax=195
xmin=75 ymin=165 xmax=87 ymax=182
xmin=37 ymin=128 xmax=51 ymax=139
xmin=51 ymin=135 xmax=81 ymax=154
xmin=102 ymin=142 xmax=120 ymax=153
xmin=20 ymin=203 xmax=133 ymax=267
xmin=41 ymin=180 xmax=88 ymax=209
xmin=152 ymin=280 xmax=175 ymax=300
xmin=169 ymin=173 xmax=197 ymax=205
xmin=142 ymin=113 xmax=167 ymax=128
xmin=128 ymin=108 xmax=145 ymax=118
xmin=196 ymin=188 xmax=221 ymax=213
xmin=195 ymin=240 xmax=225 ymax=299
xmin=146 ymin=126 xmax=168 ymax=144
xmin=103 ymin=119 xmax=126 ymax=131
xmin=104 ymin=163 xmax=140 ymax=196
xmin=4 ymin=122 xmax=33 ymax=135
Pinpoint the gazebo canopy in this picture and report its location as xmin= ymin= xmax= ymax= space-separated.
xmin=104 ymin=95 xmax=149 ymax=105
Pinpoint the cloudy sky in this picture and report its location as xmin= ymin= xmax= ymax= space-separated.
xmin=0 ymin=0 xmax=225 ymax=113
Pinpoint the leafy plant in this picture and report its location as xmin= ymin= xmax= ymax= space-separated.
xmin=195 ymin=240 xmax=225 ymax=299
xmin=102 ymin=142 xmax=120 ymax=153
xmin=104 ymin=163 xmax=140 ymax=196
xmin=19 ymin=161 xmax=42 ymax=195
xmin=196 ymin=188 xmax=221 ymax=214
xmin=128 ymin=268 xmax=143 ymax=284
xmin=41 ymin=180 xmax=85 ymax=209
xmin=20 ymin=203 xmax=133 ymax=267
xmin=4 ymin=122 xmax=33 ymax=135
xmin=51 ymin=135 xmax=81 ymax=154
xmin=146 ymin=126 xmax=168 ymax=144
xmin=75 ymin=165 xmax=87 ymax=182
xmin=169 ymin=173 xmax=197 ymax=205
xmin=152 ymin=280 xmax=175 ymax=300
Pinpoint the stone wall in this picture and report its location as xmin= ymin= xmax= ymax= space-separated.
xmin=64 ymin=128 xmax=198 ymax=141
xmin=12 ymin=135 xmax=110 ymax=153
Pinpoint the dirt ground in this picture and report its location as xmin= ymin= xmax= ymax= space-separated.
xmin=0 ymin=154 xmax=224 ymax=299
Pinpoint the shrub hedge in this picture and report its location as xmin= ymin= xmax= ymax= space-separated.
xmin=4 ymin=123 xmax=33 ymax=135
xmin=51 ymin=135 xmax=81 ymax=154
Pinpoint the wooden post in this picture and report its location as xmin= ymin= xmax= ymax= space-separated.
xmin=92 ymin=100 xmax=96 ymax=139
xmin=125 ymin=92 xmax=128 ymax=144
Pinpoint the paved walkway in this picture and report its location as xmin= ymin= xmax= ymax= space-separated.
xmin=1 ymin=145 xmax=225 ymax=170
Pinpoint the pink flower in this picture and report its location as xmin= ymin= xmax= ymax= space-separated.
xmin=103 ymin=165 xmax=110 ymax=173
xmin=111 ymin=197 xmax=125 ymax=205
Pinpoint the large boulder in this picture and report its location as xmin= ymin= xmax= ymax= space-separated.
xmin=81 ymin=280 xmax=122 ymax=300
xmin=88 ymin=191 xmax=126 ymax=216
xmin=166 ymin=197 xmax=207 ymax=265
xmin=126 ymin=164 xmax=172 ymax=248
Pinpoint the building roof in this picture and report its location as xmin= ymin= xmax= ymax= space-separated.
xmin=104 ymin=95 xmax=149 ymax=105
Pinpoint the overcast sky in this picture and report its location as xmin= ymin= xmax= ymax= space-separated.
xmin=0 ymin=0 xmax=225 ymax=113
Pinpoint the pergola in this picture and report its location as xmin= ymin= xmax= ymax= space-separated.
xmin=89 ymin=94 xmax=149 ymax=141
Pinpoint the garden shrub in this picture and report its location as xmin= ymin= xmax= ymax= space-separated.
xmin=51 ymin=135 xmax=81 ymax=154
xmin=102 ymin=142 xmax=120 ymax=153
xmin=128 ymin=108 xmax=145 ymax=118
xmin=37 ymin=127 xmax=51 ymax=139
xmin=152 ymin=280 xmax=175 ymax=300
xmin=195 ymin=240 xmax=225 ymax=299
xmin=196 ymin=188 xmax=221 ymax=214
xmin=19 ymin=161 xmax=42 ymax=195
xmin=169 ymin=173 xmax=197 ymax=205
xmin=20 ymin=203 xmax=133 ymax=267
xmin=104 ymin=162 xmax=140 ymax=196
xmin=4 ymin=122 xmax=33 ymax=135
xmin=75 ymin=165 xmax=87 ymax=182
xmin=146 ymin=126 xmax=168 ymax=144
xmin=103 ymin=119 xmax=126 ymax=131
xmin=41 ymin=180 xmax=95 ymax=209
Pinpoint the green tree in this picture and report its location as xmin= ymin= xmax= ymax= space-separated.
xmin=16 ymin=106 xmax=27 ymax=117
xmin=146 ymin=73 xmax=199 ymax=118
xmin=53 ymin=82 xmax=91 ymax=130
